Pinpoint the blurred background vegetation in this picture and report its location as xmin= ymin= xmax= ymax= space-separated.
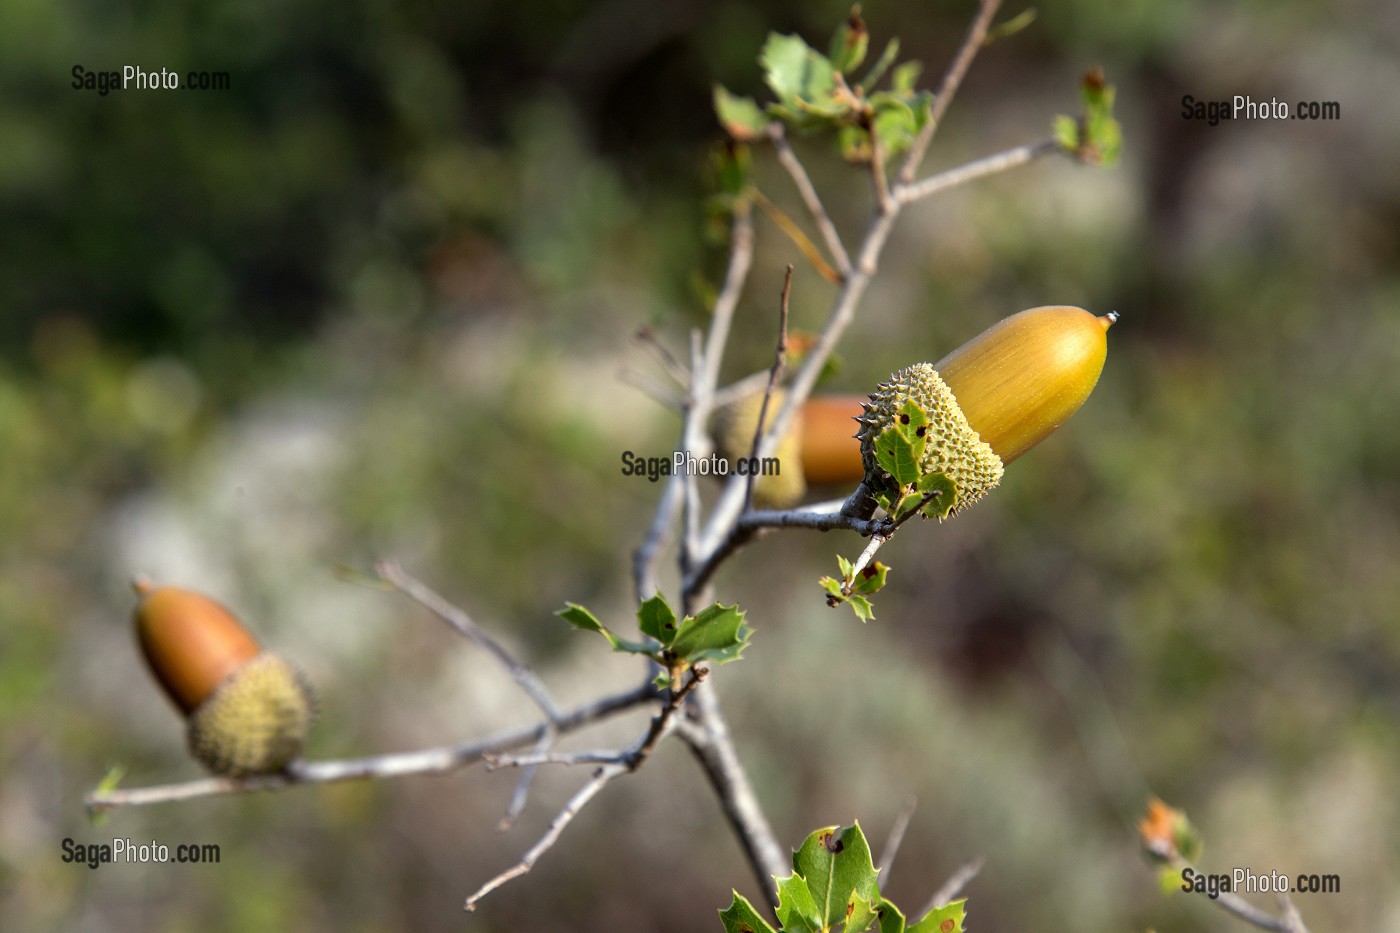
xmin=3 ymin=0 xmax=1398 ymax=930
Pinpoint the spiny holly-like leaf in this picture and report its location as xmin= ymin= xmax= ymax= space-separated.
xmin=820 ymin=575 xmax=845 ymax=600
xmin=874 ymin=399 xmax=930 ymax=486
xmin=775 ymin=874 xmax=821 ymax=932
xmin=849 ymin=561 xmax=888 ymax=596
xmin=557 ymin=603 xmax=653 ymax=655
xmin=637 ymin=593 xmax=678 ymax=645
xmin=916 ymin=472 xmax=957 ymax=520
xmin=671 ymin=603 xmax=751 ymax=665
xmin=719 ymin=892 xmax=779 ymax=933
xmin=714 ymin=85 xmax=771 ymax=141
xmin=848 ymin=594 xmax=875 ymax=623
xmin=836 ymin=554 xmax=855 ymax=579
xmin=558 ymin=603 xmax=615 ymax=644
xmin=828 ymin=6 xmax=869 ymax=74
xmin=874 ymin=427 xmax=919 ymax=488
xmin=908 ymin=898 xmax=967 ymax=933
xmin=792 ymin=823 xmax=880 ymax=929
xmin=876 ymin=896 xmax=907 ymax=933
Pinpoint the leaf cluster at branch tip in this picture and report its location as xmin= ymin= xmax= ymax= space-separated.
xmin=719 ymin=823 xmax=968 ymax=933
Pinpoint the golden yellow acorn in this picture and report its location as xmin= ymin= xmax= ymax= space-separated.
xmin=857 ymin=305 xmax=1115 ymax=513
xmin=132 ymin=579 xmax=314 ymax=776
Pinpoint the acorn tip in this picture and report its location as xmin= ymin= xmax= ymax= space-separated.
xmin=1100 ymin=310 xmax=1120 ymax=329
xmin=131 ymin=575 xmax=156 ymax=596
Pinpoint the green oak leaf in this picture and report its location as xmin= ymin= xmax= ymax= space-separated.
xmin=908 ymin=898 xmax=967 ymax=933
xmin=848 ymin=594 xmax=875 ymax=623
xmin=761 ymin=34 xmax=834 ymax=103
xmin=719 ymin=892 xmax=779 ymax=933
xmin=775 ymin=874 xmax=821 ymax=932
xmin=890 ymin=61 xmax=921 ymax=95
xmin=714 ymin=86 xmax=771 ymax=141
xmin=1053 ymin=114 xmax=1079 ymax=152
xmin=894 ymin=491 xmax=926 ymax=516
xmin=556 ymin=603 xmax=653 ymax=655
xmin=873 ymin=426 xmax=919 ymax=488
xmin=876 ymin=896 xmax=907 ymax=933
xmin=849 ymin=561 xmax=888 ymax=596
xmin=637 ymin=593 xmax=678 ymax=645
xmin=857 ymin=38 xmax=900 ymax=94
xmin=792 ymin=823 xmax=880 ymax=929
xmin=828 ymin=7 xmax=869 ymax=74
xmin=873 ymin=400 xmax=929 ymax=487
xmin=670 ymin=603 xmax=751 ymax=665
xmin=916 ymin=472 xmax=957 ymax=519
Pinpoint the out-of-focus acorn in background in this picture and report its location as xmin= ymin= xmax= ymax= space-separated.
xmin=132 ymin=579 xmax=314 ymax=776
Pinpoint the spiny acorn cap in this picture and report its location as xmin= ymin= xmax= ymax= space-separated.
xmin=856 ymin=363 xmax=1004 ymax=513
xmin=711 ymin=388 xmax=806 ymax=507
xmin=186 ymin=652 xmax=314 ymax=776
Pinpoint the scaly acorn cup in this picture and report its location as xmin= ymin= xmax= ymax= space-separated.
xmin=857 ymin=305 xmax=1115 ymax=515
xmin=132 ymin=579 xmax=315 ymax=776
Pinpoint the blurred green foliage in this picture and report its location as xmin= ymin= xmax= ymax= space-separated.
xmin=3 ymin=0 xmax=1398 ymax=931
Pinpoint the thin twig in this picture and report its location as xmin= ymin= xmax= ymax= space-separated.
xmin=755 ymin=191 xmax=842 ymax=284
xmin=683 ymin=506 xmax=889 ymax=598
xmin=898 ymin=139 xmax=1060 ymax=205
xmin=712 ymin=369 xmax=779 ymax=411
xmin=677 ymin=684 xmax=788 ymax=913
xmin=618 ymin=367 xmax=684 ymax=410
xmin=743 ymin=266 xmax=793 ymax=511
xmin=634 ymin=326 xmax=691 ymax=387
xmin=485 ymin=748 xmax=626 ymax=770
xmin=85 ymin=682 xmax=655 ymax=813
xmin=698 ymin=202 xmax=756 ymax=404
xmin=769 ymin=126 xmax=852 ymax=278
xmin=867 ymin=118 xmax=895 ymax=216
xmin=464 ymin=763 xmax=627 ymax=912
xmin=920 ymin=857 xmax=984 ymax=917
xmin=499 ymin=726 xmax=554 ymax=831
xmin=1163 ymin=858 xmax=1298 ymax=932
xmin=897 ymin=0 xmax=1004 ymax=186
xmin=876 ymin=796 xmax=918 ymax=881
xmin=1279 ymin=895 xmax=1310 ymax=933
xmin=376 ymin=561 xmax=561 ymax=723
xmin=681 ymin=328 xmax=706 ymax=574
xmin=633 ymin=474 xmax=683 ymax=604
